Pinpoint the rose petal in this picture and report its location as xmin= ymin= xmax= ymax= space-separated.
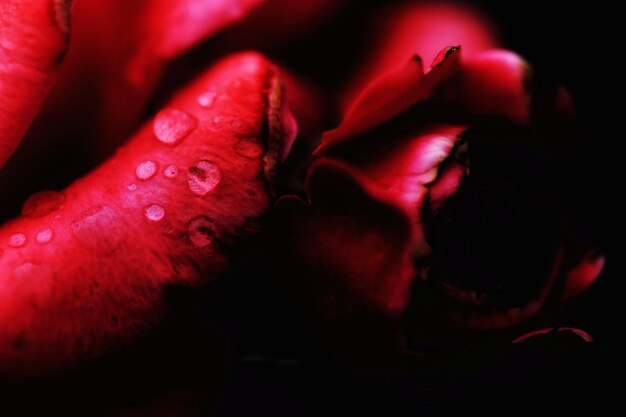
xmin=319 ymin=47 xmax=461 ymax=154
xmin=0 ymin=0 xmax=72 ymax=170
xmin=0 ymin=52 xmax=292 ymax=375
xmin=512 ymin=327 xmax=594 ymax=344
xmin=277 ymin=158 xmax=416 ymax=318
xmin=319 ymin=56 xmax=424 ymax=152
xmin=271 ymin=158 xmax=416 ymax=366
xmin=564 ymin=253 xmax=605 ymax=298
xmin=353 ymin=125 xmax=466 ymax=211
xmin=455 ymin=49 xmax=532 ymax=125
xmin=341 ymin=1 xmax=500 ymax=111
xmin=139 ymin=0 xmax=264 ymax=61
xmin=428 ymin=160 xmax=468 ymax=212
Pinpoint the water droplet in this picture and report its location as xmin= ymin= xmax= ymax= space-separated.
xmin=188 ymin=216 xmax=216 ymax=248
xmin=22 ymin=190 xmax=66 ymax=218
xmin=213 ymin=116 xmax=221 ymax=124
xmin=127 ymin=183 xmax=138 ymax=191
xmin=71 ymin=206 xmax=123 ymax=251
xmin=163 ymin=164 xmax=178 ymax=178
xmin=197 ymin=91 xmax=217 ymax=108
xmin=36 ymin=228 xmax=54 ymax=244
xmin=14 ymin=262 xmax=55 ymax=280
xmin=188 ymin=160 xmax=221 ymax=197
xmin=144 ymin=204 xmax=165 ymax=222
xmin=153 ymin=108 xmax=197 ymax=146
xmin=231 ymin=118 xmax=242 ymax=128
xmin=136 ymin=160 xmax=157 ymax=180
xmin=235 ymin=138 xmax=264 ymax=159
xmin=8 ymin=233 xmax=26 ymax=248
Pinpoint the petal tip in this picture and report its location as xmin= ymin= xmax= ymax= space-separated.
xmin=430 ymin=45 xmax=461 ymax=69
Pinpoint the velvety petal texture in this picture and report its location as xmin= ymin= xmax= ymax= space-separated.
xmin=0 ymin=52 xmax=296 ymax=375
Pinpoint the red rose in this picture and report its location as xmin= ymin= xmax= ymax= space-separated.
xmin=272 ymin=45 xmax=603 ymax=362
xmin=0 ymin=0 xmax=605 ymax=406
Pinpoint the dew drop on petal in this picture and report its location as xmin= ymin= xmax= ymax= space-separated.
xmin=197 ymin=91 xmax=217 ymax=108
xmin=163 ymin=164 xmax=178 ymax=178
xmin=188 ymin=216 xmax=216 ymax=248
xmin=22 ymin=190 xmax=66 ymax=219
xmin=144 ymin=204 xmax=165 ymax=222
xmin=235 ymin=138 xmax=264 ymax=159
xmin=153 ymin=108 xmax=197 ymax=146
xmin=213 ymin=116 xmax=221 ymax=124
xmin=231 ymin=118 xmax=242 ymax=128
xmin=188 ymin=160 xmax=221 ymax=197
xmin=136 ymin=160 xmax=157 ymax=180
xmin=127 ymin=183 xmax=138 ymax=191
xmin=8 ymin=233 xmax=26 ymax=248
xmin=36 ymin=228 xmax=54 ymax=244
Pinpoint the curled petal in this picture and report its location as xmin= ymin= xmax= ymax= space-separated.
xmin=353 ymin=125 xmax=466 ymax=211
xmin=320 ymin=47 xmax=461 ymax=154
xmin=319 ymin=56 xmax=424 ymax=152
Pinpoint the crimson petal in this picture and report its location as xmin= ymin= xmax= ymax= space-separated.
xmin=319 ymin=46 xmax=461 ymax=154
xmin=455 ymin=49 xmax=532 ymax=125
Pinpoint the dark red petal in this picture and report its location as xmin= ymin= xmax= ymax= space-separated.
xmin=513 ymin=327 xmax=593 ymax=344
xmin=318 ymin=56 xmax=424 ymax=152
xmin=214 ymin=0 xmax=346 ymax=50
xmin=271 ymin=159 xmax=416 ymax=366
xmin=563 ymin=253 xmax=605 ymax=298
xmin=534 ymin=85 xmax=580 ymax=153
xmin=456 ymin=49 xmax=532 ymax=125
xmin=280 ymin=158 xmax=416 ymax=318
xmin=341 ymin=1 xmax=499 ymax=112
xmin=319 ymin=47 xmax=461 ymax=154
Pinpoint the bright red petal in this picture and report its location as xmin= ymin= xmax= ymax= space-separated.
xmin=0 ymin=52 xmax=292 ymax=375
